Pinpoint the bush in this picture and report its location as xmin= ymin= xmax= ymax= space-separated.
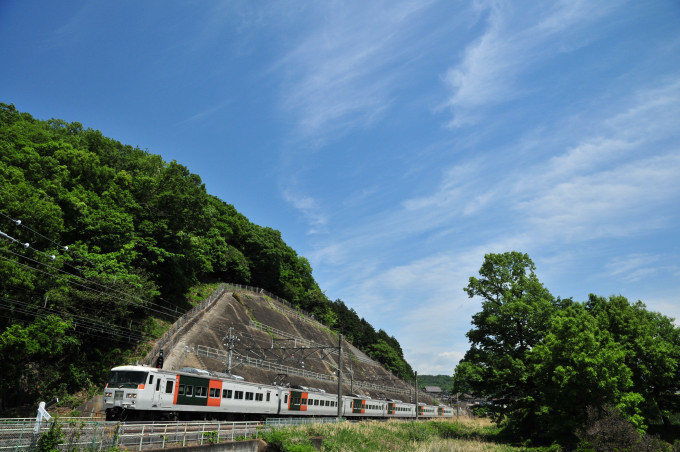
xmin=576 ymin=406 xmax=672 ymax=452
xmin=37 ymin=422 xmax=64 ymax=452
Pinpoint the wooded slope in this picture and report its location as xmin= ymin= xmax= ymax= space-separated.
xmin=0 ymin=103 xmax=412 ymax=413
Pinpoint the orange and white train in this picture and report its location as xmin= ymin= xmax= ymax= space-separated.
xmin=104 ymin=365 xmax=453 ymax=421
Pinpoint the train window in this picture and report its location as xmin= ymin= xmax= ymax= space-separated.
xmin=148 ymin=375 xmax=154 ymax=385
xmin=186 ymin=386 xmax=193 ymax=396
xmin=266 ymin=393 xmax=270 ymax=402
xmin=108 ymin=370 xmax=148 ymax=386
xmin=284 ymin=394 xmax=288 ymax=403
xmin=165 ymin=381 xmax=173 ymax=394
xmin=255 ymin=393 xmax=263 ymax=402
xmin=301 ymin=399 xmax=307 ymax=406
xmin=315 ymin=400 xmax=319 ymax=406
xmin=196 ymin=387 xmax=207 ymax=398
xmin=245 ymin=392 xmax=254 ymax=401
xmin=178 ymin=385 xmax=185 ymax=395
xmin=235 ymin=391 xmax=244 ymax=400
xmin=155 ymin=380 xmax=161 ymax=391
xmin=222 ymin=389 xmax=232 ymax=399
xmin=209 ymin=388 xmax=219 ymax=398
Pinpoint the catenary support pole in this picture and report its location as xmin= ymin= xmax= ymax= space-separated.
xmin=415 ymin=371 xmax=419 ymax=419
xmin=337 ymin=334 xmax=343 ymax=421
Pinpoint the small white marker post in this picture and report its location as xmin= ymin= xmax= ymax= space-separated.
xmin=33 ymin=401 xmax=52 ymax=434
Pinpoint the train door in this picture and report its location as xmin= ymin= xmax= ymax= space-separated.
xmin=288 ymin=390 xmax=308 ymax=412
xmin=152 ymin=375 xmax=162 ymax=405
xmin=161 ymin=378 xmax=175 ymax=408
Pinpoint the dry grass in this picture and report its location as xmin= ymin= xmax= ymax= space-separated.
xmin=262 ymin=417 xmax=523 ymax=452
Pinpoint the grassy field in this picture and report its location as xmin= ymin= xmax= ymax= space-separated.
xmin=260 ymin=417 xmax=530 ymax=452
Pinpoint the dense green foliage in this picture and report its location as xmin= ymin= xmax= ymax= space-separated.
xmin=454 ymin=252 xmax=680 ymax=447
xmin=0 ymin=103 xmax=412 ymax=411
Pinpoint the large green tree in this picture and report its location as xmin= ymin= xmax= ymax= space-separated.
xmin=457 ymin=251 xmax=556 ymax=426
xmin=528 ymin=302 xmax=643 ymax=441
xmin=585 ymin=295 xmax=680 ymax=430
xmin=455 ymin=252 xmax=680 ymax=445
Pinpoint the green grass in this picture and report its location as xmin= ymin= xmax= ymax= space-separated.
xmin=186 ymin=282 xmax=222 ymax=305
xmin=259 ymin=418 xmax=540 ymax=452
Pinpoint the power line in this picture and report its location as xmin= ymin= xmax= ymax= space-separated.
xmin=0 ymin=213 xmax=178 ymax=316
xmin=0 ymin=235 xmax=178 ymax=318
xmin=0 ymin=296 xmax=146 ymax=343
xmin=0 ymin=295 xmax=145 ymax=338
xmin=0 ymin=251 xmax=176 ymax=319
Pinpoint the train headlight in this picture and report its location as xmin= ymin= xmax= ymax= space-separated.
xmin=105 ymin=392 xmax=112 ymax=397
xmin=126 ymin=393 xmax=137 ymax=398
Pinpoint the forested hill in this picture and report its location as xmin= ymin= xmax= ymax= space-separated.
xmin=418 ymin=375 xmax=454 ymax=393
xmin=0 ymin=103 xmax=413 ymax=412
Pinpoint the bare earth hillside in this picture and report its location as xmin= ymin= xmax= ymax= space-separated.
xmin=161 ymin=288 xmax=431 ymax=404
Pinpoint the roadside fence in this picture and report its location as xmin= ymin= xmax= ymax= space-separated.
xmin=0 ymin=418 xmax=262 ymax=451
xmin=145 ymin=284 xmax=226 ymax=365
xmin=195 ymin=344 xmax=412 ymax=396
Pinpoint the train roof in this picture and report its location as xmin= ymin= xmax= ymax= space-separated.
xmin=111 ymin=365 xmax=249 ymax=383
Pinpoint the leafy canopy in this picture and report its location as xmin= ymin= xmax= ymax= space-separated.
xmin=454 ymin=251 xmax=680 ymax=445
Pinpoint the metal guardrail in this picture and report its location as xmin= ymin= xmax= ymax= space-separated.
xmin=145 ymin=284 xmax=226 ymax=365
xmin=195 ymin=344 xmax=412 ymax=396
xmin=248 ymin=319 xmax=378 ymax=367
xmin=147 ymin=283 xmax=412 ymax=396
xmin=0 ymin=419 xmax=262 ymax=451
xmin=248 ymin=320 xmax=334 ymax=353
xmin=265 ymin=417 xmax=342 ymax=427
xmin=196 ymin=345 xmax=337 ymax=383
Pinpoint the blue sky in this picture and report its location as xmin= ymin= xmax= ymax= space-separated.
xmin=2 ymin=1 xmax=679 ymax=375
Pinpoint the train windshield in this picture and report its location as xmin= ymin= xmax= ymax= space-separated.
xmin=108 ymin=371 xmax=149 ymax=387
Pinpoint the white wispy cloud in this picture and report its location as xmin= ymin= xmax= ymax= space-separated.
xmin=276 ymin=1 xmax=437 ymax=139
xmin=282 ymin=189 xmax=328 ymax=235
xmin=604 ymin=254 xmax=660 ymax=283
xmin=444 ymin=0 xmax=615 ymax=127
xmin=313 ymin=73 xmax=680 ymax=373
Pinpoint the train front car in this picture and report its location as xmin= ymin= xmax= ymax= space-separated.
xmin=104 ymin=365 xmax=175 ymax=421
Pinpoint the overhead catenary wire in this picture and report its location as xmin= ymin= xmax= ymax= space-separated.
xmin=0 ymin=223 xmax=179 ymax=318
xmin=0 ymin=296 xmax=146 ymax=341
xmin=0 ymin=211 xmax=88 ymax=263
xmin=0 ymin=251 xmax=177 ymax=320
xmin=0 ymin=212 xmax=178 ymax=314
xmin=0 ymin=296 xmax=146 ymax=343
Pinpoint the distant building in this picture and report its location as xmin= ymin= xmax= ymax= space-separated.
xmin=423 ymin=386 xmax=442 ymax=395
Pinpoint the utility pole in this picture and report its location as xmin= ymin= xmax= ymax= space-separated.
xmin=337 ymin=334 xmax=343 ymax=421
xmin=456 ymin=391 xmax=459 ymax=418
xmin=415 ymin=371 xmax=419 ymax=419
xmin=223 ymin=327 xmax=239 ymax=375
